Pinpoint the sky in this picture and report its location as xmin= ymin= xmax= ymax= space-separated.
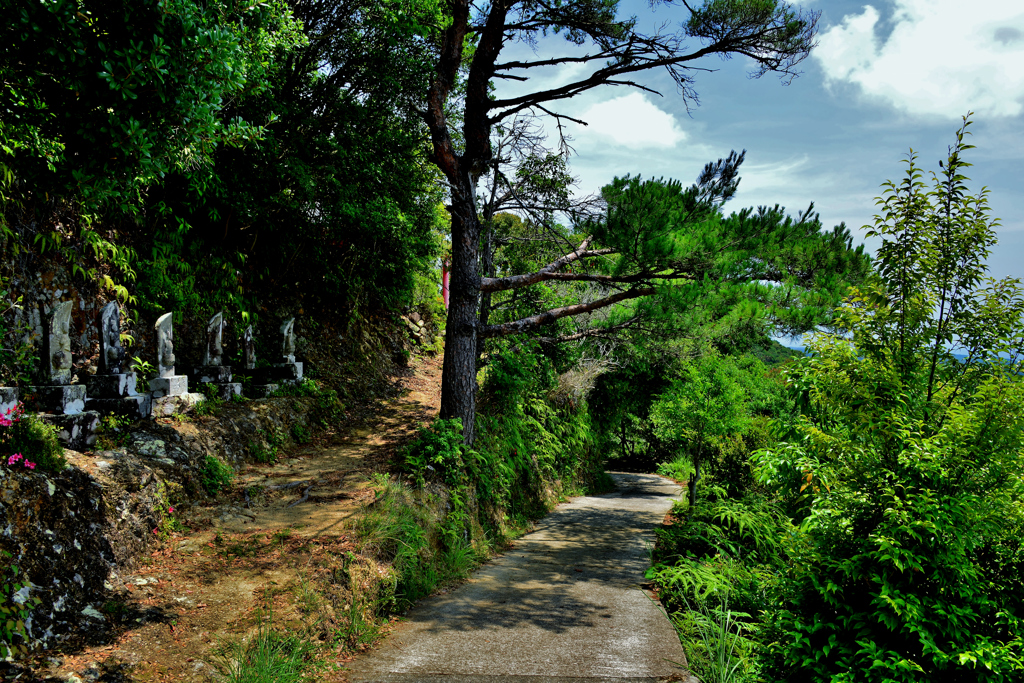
xmin=490 ymin=0 xmax=1024 ymax=288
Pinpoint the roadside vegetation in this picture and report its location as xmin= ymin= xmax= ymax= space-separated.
xmin=216 ymin=347 xmax=610 ymax=680
xmin=2 ymin=0 xmax=1021 ymax=680
xmin=643 ymin=124 xmax=1024 ymax=682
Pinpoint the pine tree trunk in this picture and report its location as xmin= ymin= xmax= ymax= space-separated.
xmin=439 ymin=184 xmax=481 ymax=445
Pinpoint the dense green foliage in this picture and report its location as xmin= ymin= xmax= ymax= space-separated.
xmin=648 ymin=122 xmax=1024 ymax=683
xmin=3 ymin=408 xmax=66 ymax=473
xmin=221 ymin=611 xmax=316 ymax=682
xmin=138 ymin=0 xmax=446 ymax=319
xmin=1 ymin=0 xmax=287 ymax=211
xmin=200 ymin=455 xmax=235 ymax=496
xmin=752 ymin=121 xmax=1024 ymax=682
xmin=0 ymin=276 xmax=33 ymax=385
xmin=1 ymin=0 xmax=446 ymax=351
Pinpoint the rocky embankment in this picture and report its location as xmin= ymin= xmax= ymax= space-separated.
xmin=1 ymin=397 xmax=321 ymax=652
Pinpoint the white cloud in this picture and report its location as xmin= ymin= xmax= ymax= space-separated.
xmin=816 ymin=1 xmax=1024 ymax=118
xmin=577 ymin=92 xmax=686 ymax=148
xmin=734 ymin=156 xmax=812 ymax=194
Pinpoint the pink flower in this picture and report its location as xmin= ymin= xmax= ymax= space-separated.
xmin=7 ymin=453 xmax=23 ymax=465
xmin=168 ymin=507 xmax=175 ymax=513
xmin=1 ymin=403 xmax=22 ymax=426
xmin=153 ymin=528 xmax=159 ymax=534
xmin=24 ymin=461 xmax=35 ymax=470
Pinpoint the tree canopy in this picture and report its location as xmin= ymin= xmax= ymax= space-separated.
xmin=422 ymin=0 xmax=838 ymax=443
xmin=753 ymin=118 xmax=1024 ymax=681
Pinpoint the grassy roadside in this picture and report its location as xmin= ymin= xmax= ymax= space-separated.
xmin=219 ymin=359 xmax=610 ymax=681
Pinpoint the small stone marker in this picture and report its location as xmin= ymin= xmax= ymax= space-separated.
xmin=149 ymin=312 xmax=188 ymax=397
xmin=277 ymin=317 xmax=303 ymax=380
xmin=98 ymin=301 xmax=125 ymax=375
xmin=189 ymin=311 xmax=241 ymax=399
xmin=249 ymin=317 xmax=303 ymax=390
xmin=86 ymin=301 xmax=152 ymax=419
xmin=243 ymin=325 xmax=256 ymax=370
xmin=203 ymin=312 xmax=224 ymax=366
xmin=280 ymin=318 xmax=296 ymax=363
xmin=45 ymin=300 xmax=74 ymax=385
xmin=244 ymin=324 xmax=278 ymax=398
xmin=24 ymin=301 xmax=86 ymax=415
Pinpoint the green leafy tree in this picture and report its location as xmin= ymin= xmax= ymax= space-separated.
xmin=0 ymin=0 xmax=302 ymax=303
xmin=754 ymin=118 xmax=1024 ymax=682
xmin=653 ymin=353 xmax=749 ymax=507
xmin=0 ymin=0 xmax=294 ymax=212
xmin=135 ymin=0 xmax=446 ymax=318
xmin=425 ymin=0 xmax=826 ymax=443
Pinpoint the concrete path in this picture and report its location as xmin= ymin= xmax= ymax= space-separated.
xmin=346 ymin=472 xmax=692 ymax=683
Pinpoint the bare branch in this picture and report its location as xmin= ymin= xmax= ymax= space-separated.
xmin=480 ymin=287 xmax=656 ymax=338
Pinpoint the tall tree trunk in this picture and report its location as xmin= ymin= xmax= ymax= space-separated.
xmin=439 ymin=178 xmax=482 ymax=444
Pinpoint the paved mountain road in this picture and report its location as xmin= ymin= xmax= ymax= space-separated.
xmin=346 ymin=472 xmax=694 ymax=683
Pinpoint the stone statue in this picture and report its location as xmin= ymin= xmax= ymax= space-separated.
xmin=243 ymin=325 xmax=256 ymax=370
xmin=45 ymin=301 xmax=73 ymax=385
xmin=155 ymin=312 xmax=176 ymax=378
xmin=203 ymin=312 xmax=224 ymax=366
xmin=98 ymin=301 xmax=124 ymax=375
xmin=280 ymin=318 xmax=296 ymax=363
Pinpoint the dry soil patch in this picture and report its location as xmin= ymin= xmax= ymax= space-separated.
xmin=28 ymin=355 xmax=442 ymax=683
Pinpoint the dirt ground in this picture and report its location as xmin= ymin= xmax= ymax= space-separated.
xmin=21 ymin=354 xmax=443 ymax=683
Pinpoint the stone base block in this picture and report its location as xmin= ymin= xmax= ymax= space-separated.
xmin=246 ymin=384 xmax=280 ymax=399
xmin=0 ymin=386 xmax=18 ymax=418
xmin=200 ymin=382 xmax=242 ymax=401
xmin=86 ymin=372 xmax=137 ymax=399
xmin=87 ymin=394 xmax=153 ymax=420
xmin=149 ymin=375 xmax=188 ymax=398
xmin=190 ymin=365 xmax=234 ymax=383
xmin=41 ymin=411 xmax=100 ymax=450
xmin=152 ymin=392 xmax=206 ymax=418
xmin=22 ymin=384 xmax=87 ymax=415
xmin=250 ymin=362 xmax=303 ymax=385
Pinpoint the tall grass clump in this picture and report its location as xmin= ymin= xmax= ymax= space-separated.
xmin=220 ymin=611 xmax=315 ymax=683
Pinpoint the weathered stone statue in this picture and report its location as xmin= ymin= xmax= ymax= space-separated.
xmin=155 ymin=312 xmax=176 ymax=379
xmin=98 ymin=301 xmax=125 ymax=375
xmin=24 ymin=300 xmax=86 ymax=416
xmin=150 ymin=312 xmax=187 ymax=398
xmin=280 ymin=318 xmax=296 ymax=363
xmin=246 ymin=316 xmax=304 ymax=395
xmin=45 ymin=300 xmax=74 ymax=385
xmin=243 ymin=325 xmax=256 ymax=370
xmin=86 ymin=300 xmax=153 ymax=419
xmin=203 ymin=312 xmax=224 ymax=366
xmin=189 ymin=311 xmax=240 ymax=399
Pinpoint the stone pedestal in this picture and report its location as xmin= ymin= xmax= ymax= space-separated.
xmin=189 ymin=365 xmax=242 ymax=400
xmin=246 ymin=384 xmax=280 ymax=399
xmin=191 ymin=365 xmax=232 ymax=383
xmin=149 ymin=375 xmax=188 ymax=398
xmin=0 ymin=387 xmax=18 ymax=417
xmin=22 ymin=384 xmax=87 ymax=415
xmin=86 ymin=372 xmax=137 ymax=398
xmin=86 ymin=372 xmax=152 ymax=419
xmin=250 ymin=362 xmax=303 ymax=385
xmin=152 ymin=392 xmax=206 ymax=418
xmin=87 ymin=394 xmax=154 ymax=420
xmin=42 ymin=411 xmax=101 ymax=450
